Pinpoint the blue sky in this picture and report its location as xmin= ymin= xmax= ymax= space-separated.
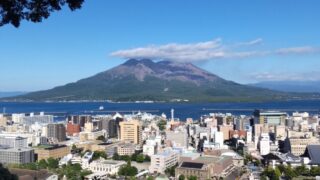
xmin=1 ymin=0 xmax=320 ymax=91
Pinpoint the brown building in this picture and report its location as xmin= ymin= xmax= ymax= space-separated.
xmin=175 ymin=156 xmax=234 ymax=180
xmin=66 ymin=122 xmax=81 ymax=136
xmin=229 ymin=130 xmax=247 ymax=139
xmin=218 ymin=125 xmax=234 ymax=141
xmin=119 ymin=120 xmax=142 ymax=145
xmin=47 ymin=123 xmax=66 ymax=142
xmin=35 ymin=145 xmax=69 ymax=160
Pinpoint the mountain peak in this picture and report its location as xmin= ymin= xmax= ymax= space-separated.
xmin=123 ymin=59 xmax=155 ymax=66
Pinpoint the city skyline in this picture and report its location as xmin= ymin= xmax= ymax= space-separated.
xmin=1 ymin=1 xmax=320 ymax=91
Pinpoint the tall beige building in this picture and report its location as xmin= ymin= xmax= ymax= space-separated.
xmin=119 ymin=120 xmax=142 ymax=145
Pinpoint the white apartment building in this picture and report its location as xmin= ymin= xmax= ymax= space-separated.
xmin=12 ymin=113 xmax=26 ymax=124
xmin=143 ymin=139 xmax=157 ymax=156
xmin=0 ymin=136 xmax=28 ymax=148
xmin=22 ymin=112 xmax=53 ymax=125
xmin=149 ymin=148 xmax=179 ymax=174
xmin=87 ymin=159 xmax=126 ymax=175
xmin=259 ymin=133 xmax=270 ymax=155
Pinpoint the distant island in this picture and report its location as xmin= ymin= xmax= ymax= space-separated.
xmin=2 ymin=59 xmax=319 ymax=102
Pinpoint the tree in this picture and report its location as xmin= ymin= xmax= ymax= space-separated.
xmin=0 ymin=0 xmax=85 ymax=27
xmin=47 ymin=157 xmax=59 ymax=169
xmin=310 ymin=166 xmax=320 ymax=176
xmin=112 ymin=153 xmax=120 ymax=160
xmin=118 ymin=161 xmax=138 ymax=177
xmin=157 ymin=120 xmax=167 ymax=131
xmin=188 ymin=176 xmax=197 ymax=180
xmin=92 ymin=150 xmax=107 ymax=160
xmin=131 ymin=153 xmax=138 ymax=161
xmin=96 ymin=135 xmax=106 ymax=142
xmin=38 ymin=159 xmax=48 ymax=169
xmin=295 ymin=165 xmax=309 ymax=176
xmin=144 ymin=155 xmax=151 ymax=162
xmin=147 ymin=176 xmax=154 ymax=180
xmin=165 ymin=164 xmax=177 ymax=177
xmin=0 ymin=163 xmax=18 ymax=180
xmin=179 ymin=175 xmax=185 ymax=180
xmin=136 ymin=154 xmax=144 ymax=163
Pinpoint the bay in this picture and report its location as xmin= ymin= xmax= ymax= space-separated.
xmin=0 ymin=100 xmax=319 ymax=120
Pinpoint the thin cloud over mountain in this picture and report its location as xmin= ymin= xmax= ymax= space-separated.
xmin=111 ymin=38 xmax=320 ymax=62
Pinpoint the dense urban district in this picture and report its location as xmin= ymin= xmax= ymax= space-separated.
xmin=1 ymin=108 xmax=320 ymax=180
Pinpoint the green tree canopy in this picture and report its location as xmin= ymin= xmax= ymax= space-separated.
xmin=0 ymin=163 xmax=18 ymax=180
xmin=136 ymin=154 xmax=145 ymax=163
xmin=179 ymin=175 xmax=185 ymax=180
xmin=118 ymin=161 xmax=138 ymax=177
xmin=0 ymin=0 xmax=84 ymax=27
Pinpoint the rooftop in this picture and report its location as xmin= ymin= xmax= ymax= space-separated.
xmin=180 ymin=162 xmax=204 ymax=169
xmin=307 ymin=145 xmax=320 ymax=165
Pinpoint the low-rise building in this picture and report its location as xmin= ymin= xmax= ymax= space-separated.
xmin=0 ymin=147 xmax=34 ymax=164
xmin=87 ymin=159 xmax=126 ymax=175
xmin=149 ymin=148 xmax=179 ymax=174
xmin=175 ymin=156 xmax=234 ymax=180
xmin=117 ymin=143 xmax=136 ymax=156
xmin=289 ymin=137 xmax=319 ymax=156
xmin=35 ymin=145 xmax=69 ymax=160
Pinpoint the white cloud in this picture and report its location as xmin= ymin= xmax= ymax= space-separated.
xmin=276 ymin=46 xmax=320 ymax=55
xmin=110 ymin=38 xmax=320 ymax=62
xmin=250 ymin=71 xmax=320 ymax=81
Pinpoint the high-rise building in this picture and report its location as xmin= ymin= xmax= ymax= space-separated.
xmin=47 ymin=123 xmax=66 ymax=142
xmin=255 ymin=111 xmax=287 ymax=125
xmin=218 ymin=124 xmax=233 ymax=141
xmin=119 ymin=120 xmax=142 ymax=145
xmin=259 ymin=133 xmax=270 ymax=155
xmin=66 ymin=122 xmax=81 ymax=136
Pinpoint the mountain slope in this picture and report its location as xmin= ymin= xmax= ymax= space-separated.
xmin=6 ymin=59 xmax=317 ymax=102
xmin=249 ymin=81 xmax=320 ymax=93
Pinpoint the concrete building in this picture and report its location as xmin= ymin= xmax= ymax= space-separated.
xmin=175 ymin=156 xmax=234 ymax=180
xmin=0 ymin=136 xmax=28 ymax=148
xmin=259 ymin=133 xmax=270 ymax=156
xmin=67 ymin=115 xmax=92 ymax=128
xmin=218 ymin=124 xmax=233 ymax=141
xmin=79 ymin=130 xmax=107 ymax=142
xmin=119 ymin=120 xmax=142 ymax=145
xmin=87 ymin=159 xmax=126 ymax=175
xmin=66 ymin=122 xmax=81 ymax=136
xmin=166 ymin=128 xmax=188 ymax=148
xmin=275 ymin=125 xmax=286 ymax=140
xmin=258 ymin=111 xmax=286 ymax=125
xmin=11 ymin=113 xmax=25 ymax=124
xmin=149 ymin=149 xmax=179 ymax=174
xmin=143 ymin=139 xmax=157 ymax=156
xmin=47 ymin=123 xmax=66 ymax=142
xmin=35 ymin=145 xmax=69 ymax=160
xmin=117 ymin=143 xmax=136 ymax=156
xmin=22 ymin=112 xmax=53 ymax=125
xmin=0 ymin=147 xmax=34 ymax=164
xmin=289 ymin=137 xmax=320 ymax=156
xmin=0 ymin=114 xmax=7 ymax=127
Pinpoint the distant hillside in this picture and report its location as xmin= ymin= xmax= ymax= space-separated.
xmin=0 ymin=91 xmax=27 ymax=98
xmin=248 ymin=81 xmax=320 ymax=93
xmin=4 ymin=59 xmax=319 ymax=102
